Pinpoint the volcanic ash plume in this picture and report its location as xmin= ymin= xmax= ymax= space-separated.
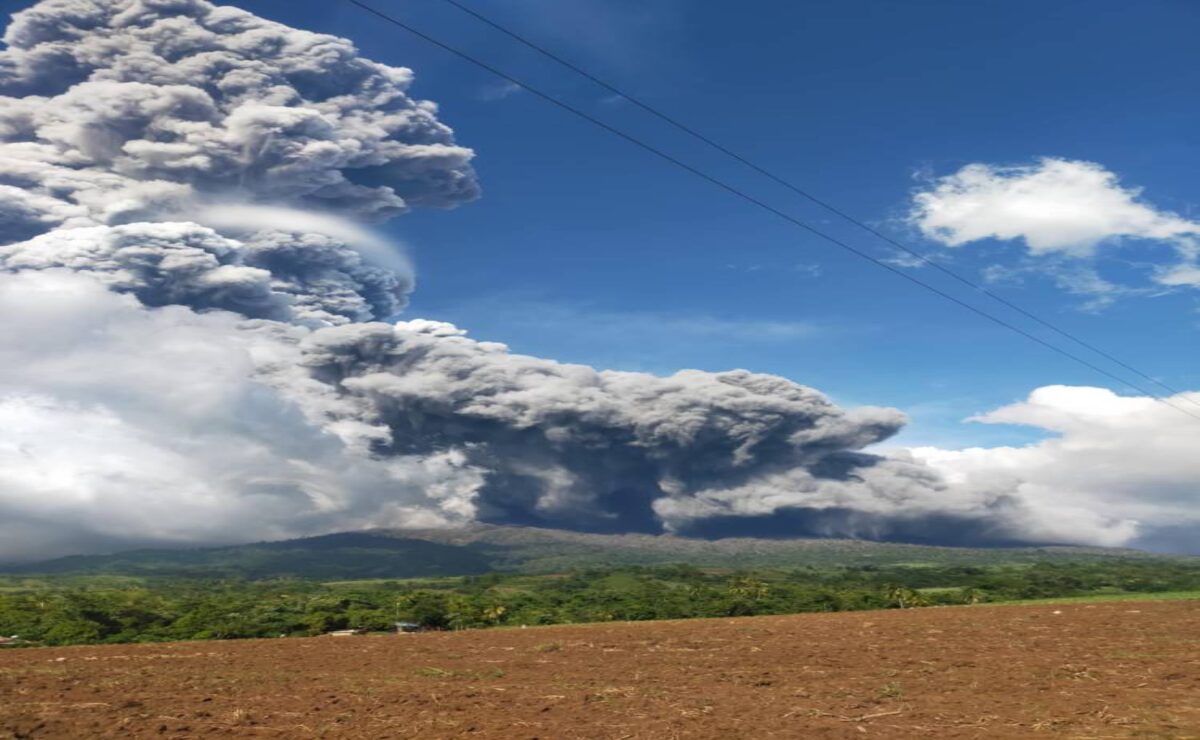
xmin=0 ymin=0 xmax=1131 ymax=559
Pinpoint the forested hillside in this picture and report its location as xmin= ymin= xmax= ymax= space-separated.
xmin=0 ymin=525 xmax=1170 ymax=581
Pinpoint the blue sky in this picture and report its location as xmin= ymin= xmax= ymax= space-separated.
xmin=2 ymin=0 xmax=1198 ymax=555
xmin=169 ymin=1 xmax=1200 ymax=447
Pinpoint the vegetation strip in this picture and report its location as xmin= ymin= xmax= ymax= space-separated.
xmin=3 ymin=559 xmax=1200 ymax=647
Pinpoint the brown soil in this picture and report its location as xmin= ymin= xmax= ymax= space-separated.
xmin=1 ymin=600 xmax=1198 ymax=739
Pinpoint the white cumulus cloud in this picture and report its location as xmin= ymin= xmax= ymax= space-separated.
xmin=0 ymin=270 xmax=479 ymax=561
xmin=909 ymin=158 xmax=1200 ymax=256
xmin=910 ymin=385 xmax=1200 ymax=551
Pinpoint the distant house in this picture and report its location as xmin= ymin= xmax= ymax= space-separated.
xmin=325 ymin=629 xmax=366 ymax=637
xmin=395 ymin=622 xmax=421 ymax=634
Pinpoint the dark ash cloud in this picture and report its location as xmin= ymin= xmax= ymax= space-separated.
xmin=293 ymin=320 xmax=1029 ymax=540
xmin=0 ymin=0 xmax=479 ymax=220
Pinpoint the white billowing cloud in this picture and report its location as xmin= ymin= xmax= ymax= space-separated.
xmin=0 ymin=270 xmax=480 ymax=561
xmin=910 ymin=158 xmax=1200 ymax=256
xmin=910 ymin=385 xmax=1200 ymax=549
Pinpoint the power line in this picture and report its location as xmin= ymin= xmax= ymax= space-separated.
xmin=342 ymin=0 xmax=1200 ymax=423
xmin=346 ymin=0 xmax=1199 ymax=419
xmin=437 ymin=0 xmax=1199 ymax=410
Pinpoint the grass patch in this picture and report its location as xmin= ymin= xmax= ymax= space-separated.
xmin=877 ymin=681 xmax=903 ymax=699
xmin=990 ymin=590 xmax=1200 ymax=606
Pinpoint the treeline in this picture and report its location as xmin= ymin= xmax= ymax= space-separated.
xmin=1 ymin=559 xmax=1198 ymax=646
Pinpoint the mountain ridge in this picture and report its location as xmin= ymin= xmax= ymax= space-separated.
xmin=0 ymin=525 xmax=1176 ymax=581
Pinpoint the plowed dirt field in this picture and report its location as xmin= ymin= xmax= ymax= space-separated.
xmin=2 ymin=600 xmax=1198 ymax=738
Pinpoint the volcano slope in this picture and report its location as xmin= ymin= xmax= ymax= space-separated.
xmin=1 ymin=599 xmax=1197 ymax=739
